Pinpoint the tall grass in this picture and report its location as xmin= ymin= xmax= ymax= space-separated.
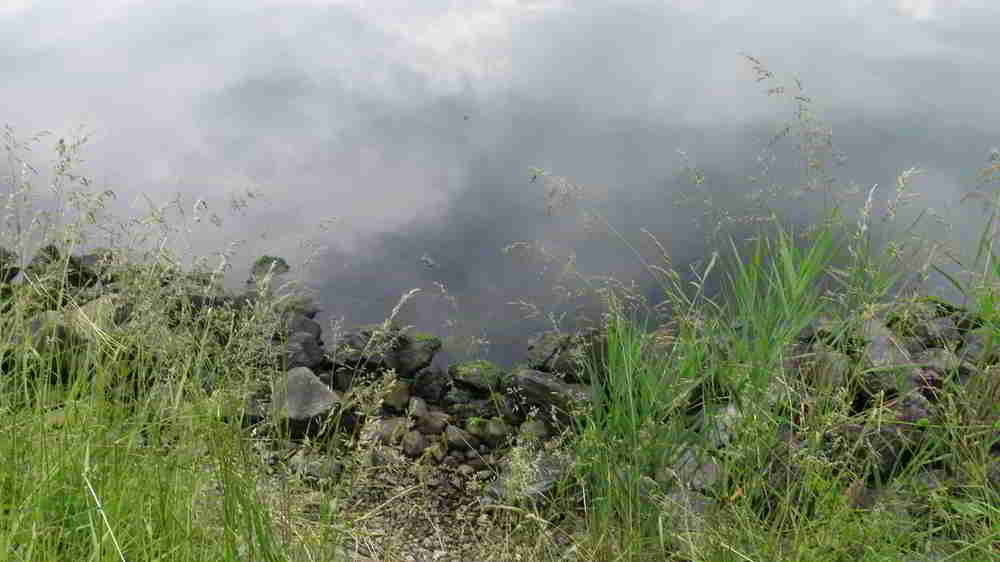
xmin=0 ymin=126 xmax=317 ymax=561
xmin=529 ymin=55 xmax=998 ymax=561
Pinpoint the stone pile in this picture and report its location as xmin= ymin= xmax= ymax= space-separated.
xmin=248 ymin=290 xmax=1000 ymax=526
xmin=0 ymin=244 xmax=593 ymax=507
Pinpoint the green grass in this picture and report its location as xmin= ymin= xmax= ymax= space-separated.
xmin=2 ymin=54 xmax=999 ymax=561
xmin=527 ymin=55 xmax=1000 ymax=561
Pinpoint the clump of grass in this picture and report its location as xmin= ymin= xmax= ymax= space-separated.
xmin=507 ymin=54 xmax=998 ymax=561
xmin=0 ymin=125 xmax=338 ymax=561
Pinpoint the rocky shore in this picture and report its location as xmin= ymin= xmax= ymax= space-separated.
xmin=2 ymin=243 xmax=998 ymax=561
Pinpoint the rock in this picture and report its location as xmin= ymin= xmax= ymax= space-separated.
xmin=495 ymin=391 xmax=526 ymax=426
xmin=73 ymin=248 xmax=126 ymax=288
xmin=287 ymin=296 xmax=321 ymax=320
xmin=373 ymin=416 xmax=410 ymax=445
xmin=425 ymin=441 xmax=447 ymax=463
xmin=800 ymin=349 xmax=852 ymax=391
xmin=387 ymin=330 xmax=442 ymax=377
xmin=518 ymin=419 xmax=550 ymax=443
xmin=750 ymin=431 xmax=809 ymax=522
xmin=507 ymin=368 xmax=591 ymax=428
xmin=915 ymin=348 xmax=980 ymax=389
xmin=16 ymin=310 xmax=87 ymax=381
xmin=897 ymin=390 xmax=933 ymax=424
xmin=447 ymin=397 xmax=500 ymax=421
xmin=482 ymin=417 xmax=514 ymax=448
xmin=67 ymin=294 xmax=133 ymax=344
xmin=659 ymin=446 xmax=723 ymax=493
xmin=382 ymin=379 xmax=411 ymax=412
xmin=524 ymin=328 xmax=606 ymax=384
xmin=329 ymin=367 xmax=359 ymax=392
xmin=414 ymin=408 xmax=449 ymax=435
xmin=285 ymin=332 xmax=326 ymax=370
xmin=270 ymin=367 xmax=342 ymax=440
xmin=402 ymin=430 xmax=428 ymax=457
xmin=26 ymin=310 xmax=86 ymax=355
xmin=412 ymin=366 xmax=451 ymax=402
xmin=11 ymin=241 xmax=1000 ymax=560
xmin=444 ymin=425 xmax=479 ymax=451
xmin=443 ymin=386 xmax=479 ymax=408
xmin=691 ymin=402 xmax=744 ymax=449
xmin=332 ymin=323 xmax=441 ymax=378
xmin=823 ymin=415 xmax=924 ymax=487
xmin=241 ymin=392 xmax=269 ymax=429
xmin=988 ymin=458 xmax=1000 ymax=495
xmin=367 ymin=445 xmax=407 ymax=468
xmin=858 ymin=318 xmax=924 ymax=399
xmin=406 ymin=396 xmax=428 ymax=420
xmin=959 ymin=329 xmax=999 ymax=367
xmin=248 ymin=255 xmax=290 ymax=286
xmin=284 ymin=312 xmax=322 ymax=341
xmin=482 ymin=449 xmax=573 ymax=507
xmin=524 ymin=331 xmax=572 ymax=371
xmin=466 ymin=417 xmax=513 ymax=448
xmin=861 ymin=318 xmax=911 ymax=368
xmin=167 ymin=293 xmax=259 ymax=346
xmin=288 ymin=450 xmax=343 ymax=488
xmin=23 ymin=244 xmax=99 ymax=291
xmin=449 ymin=359 xmax=505 ymax=394
xmin=658 ymin=488 xmax=715 ymax=561
xmin=885 ymin=300 xmax=961 ymax=353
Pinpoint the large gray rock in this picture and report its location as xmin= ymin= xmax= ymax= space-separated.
xmin=372 ymin=416 xmax=409 ymax=445
xmin=412 ymin=366 xmax=451 ymax=402
xmin=507 ymin=368 xmax=591 ymax=428
xmin=332 ymin=323 xmax=441 ymax=378
xmin=414 ymin=408 xmax=449 ymax=435
xmin=401 ymin=429 xmax=429 ymax=457
xmin=859 ymin=318 xmax=921 ymax=398
xmin=524 ymin=331 xmax=578 ymax=373
xmin=524 ymin=328 xmax=607 ymax=384
xmin=270 ymin=367 xmax=343 ymax=440
xmin=285 ymin=332 xmax=326 ymax=370
xmin=284 ymin=312 xmax=322 ymax=341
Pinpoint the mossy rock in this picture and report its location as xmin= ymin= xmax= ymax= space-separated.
xmin=411 ymin=331 xmax=437 ymax=342
xmin=23 ymin=244 xmax=100 ymax=291
xmin=449 ymin=359 xmax=505 ymax=393
xmin=335 ymin=323 xmax=442 ymax=377
xmin=883 ymin=300 xmax=940 ymax=338
xmin=250 ymin=255 xmax=290 ymax=279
